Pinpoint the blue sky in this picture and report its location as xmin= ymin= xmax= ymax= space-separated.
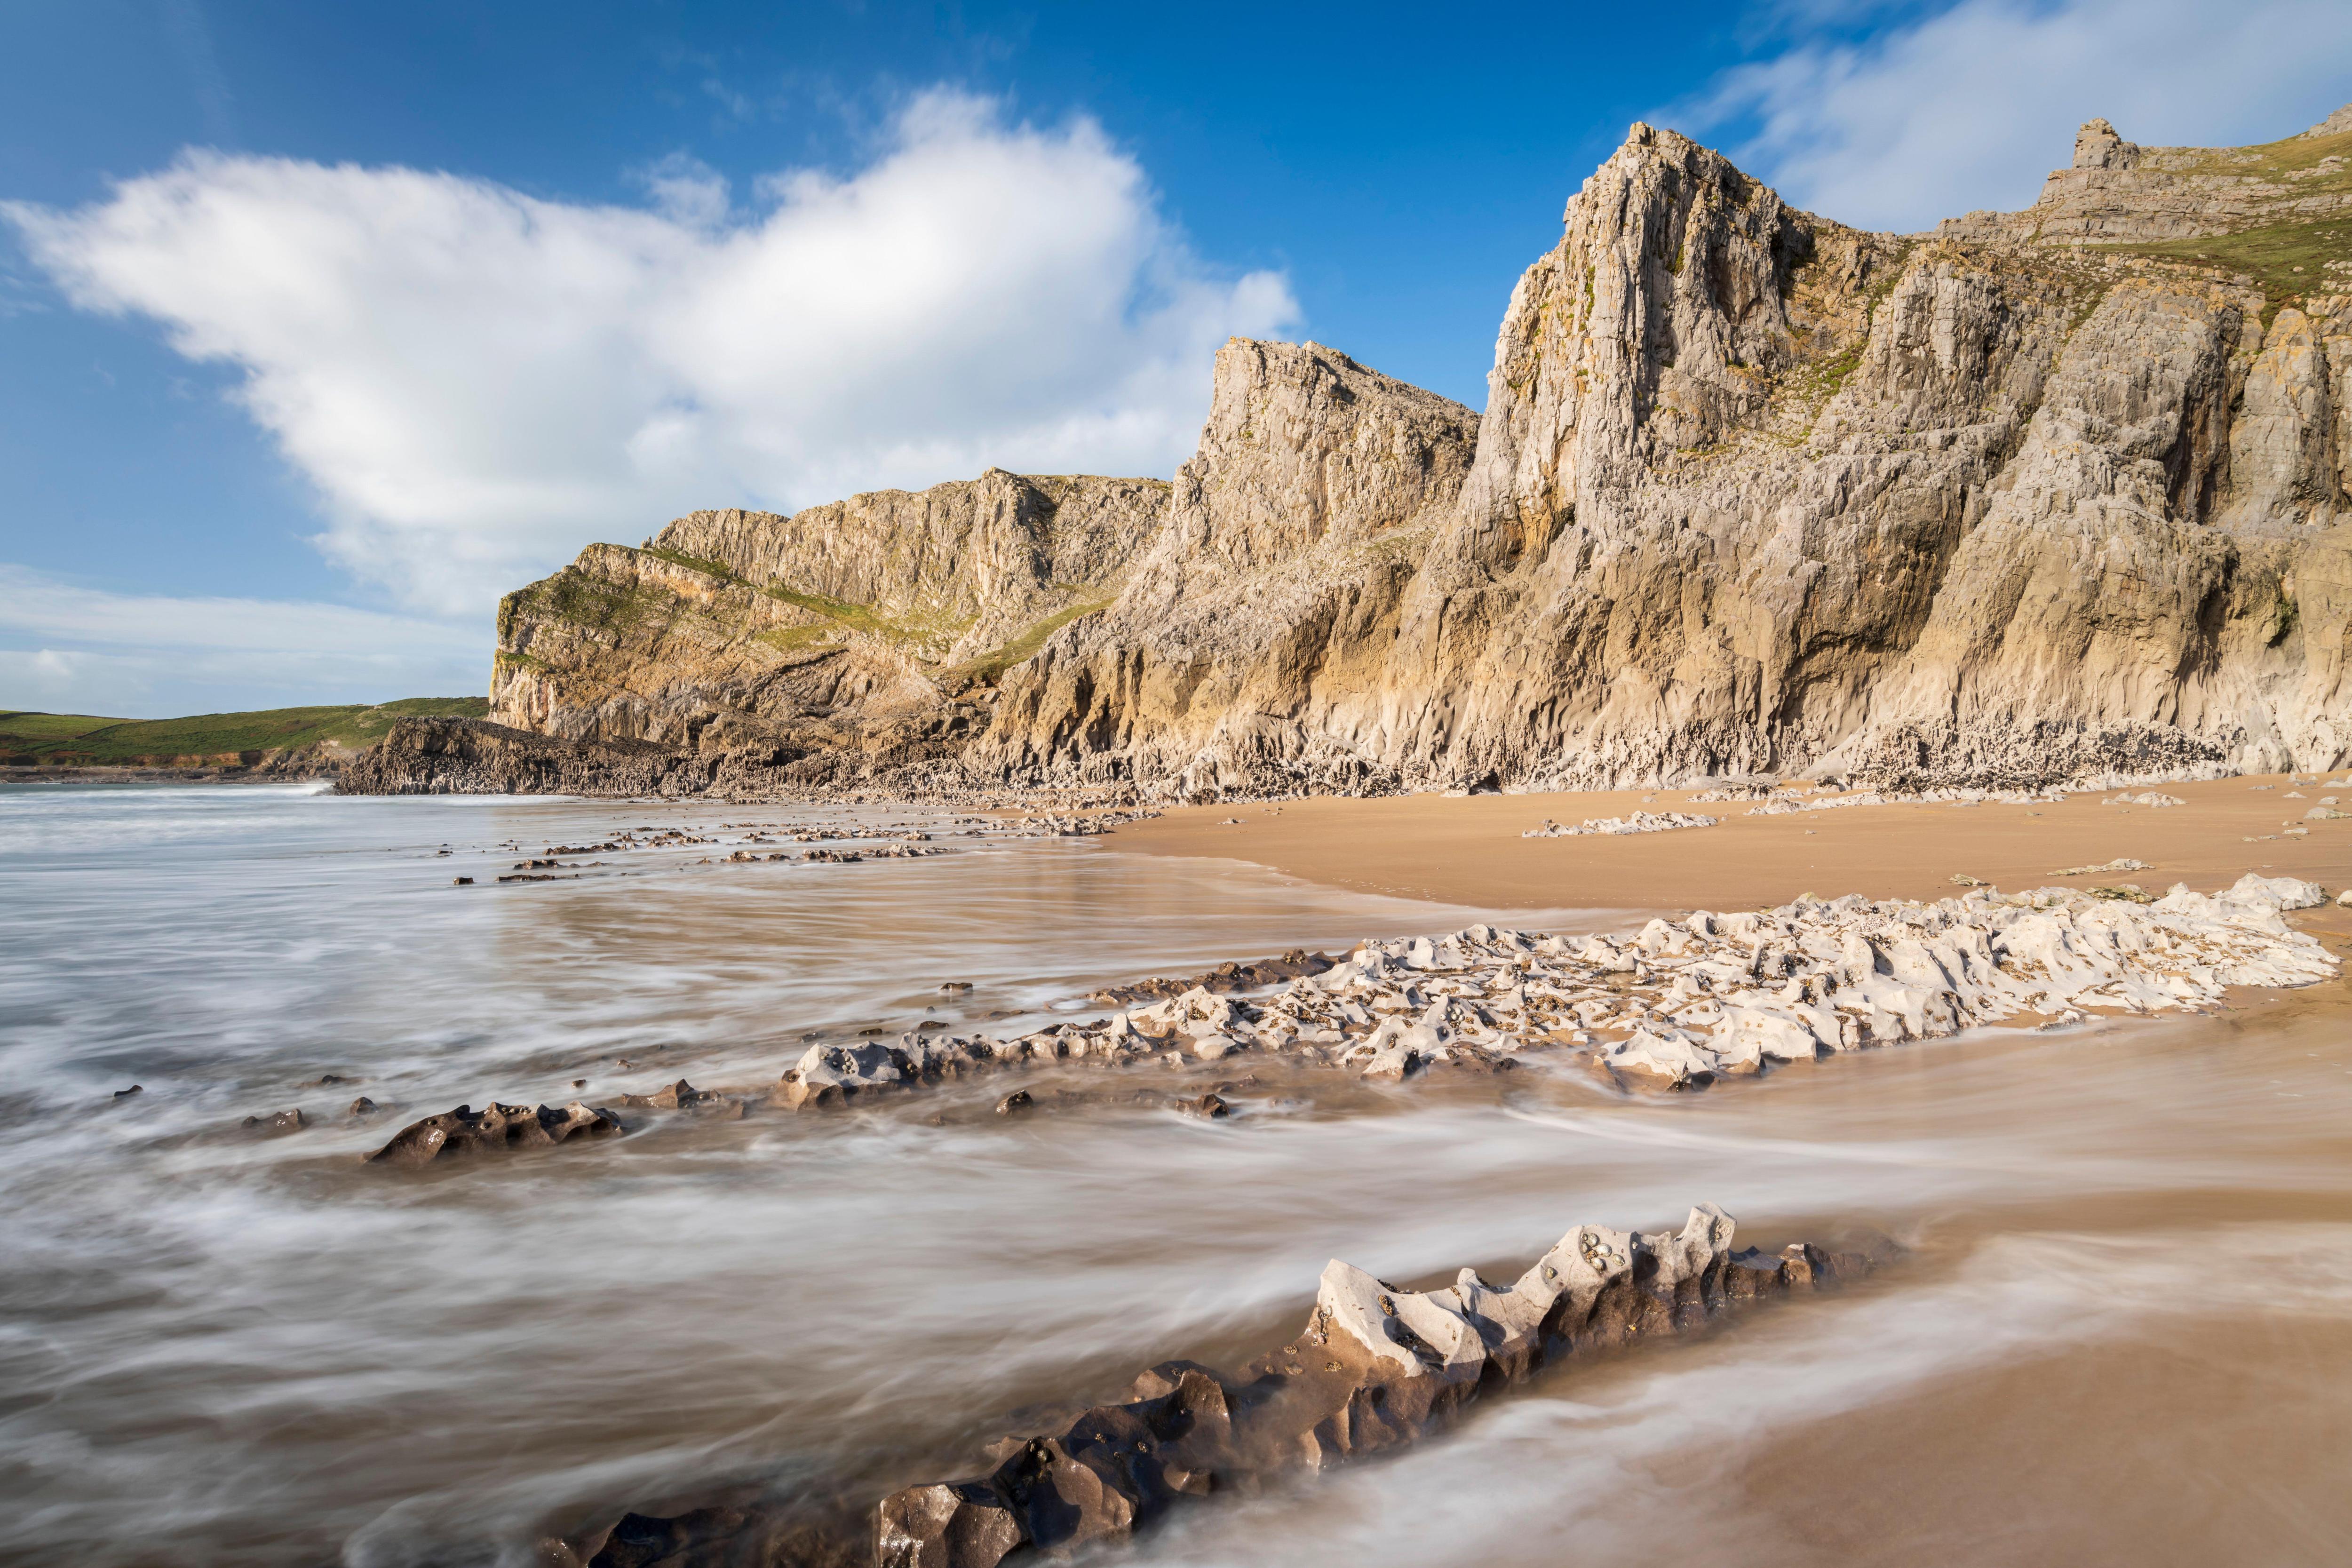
xmin=2 ymin=0 xmax=2347 ymax=718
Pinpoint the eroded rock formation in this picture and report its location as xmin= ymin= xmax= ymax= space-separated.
xmin=366 ymin=1100 xmax=622 ymax=1165
xmin=379 ymin=103 xmax=2352 ymax=801
xmin=546 ymin=1206 xmax=1877 ymax=1568
xmin=846 ymin=869 xmax=2337 ymax=1093
xmin=477 ymin=470 xmax=1169 ymax=790
xmin=979 ymin=107 xmax=2352 ymax=794
xmin=385 ymin=867 xmax=2337 ymax=1140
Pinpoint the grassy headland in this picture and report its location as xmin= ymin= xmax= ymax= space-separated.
xmin=0 ymin=697 xmax=488 ymax=766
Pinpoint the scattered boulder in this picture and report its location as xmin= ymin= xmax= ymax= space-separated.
xmin=615 ymin=1078 xmax=720 ymax=1110
xmin=775 ymin=1043 xmax=905 ymax=1111
xmin=243 ymin=1108 xmax=307 ymax=1135
xmin=366 ymin=1101 xmax=621 ymax=1166
xmin=111 ymin=1084 xmax=142 ymax=1100
xmin=348 ymin=1097 xmax=379 ymax=1116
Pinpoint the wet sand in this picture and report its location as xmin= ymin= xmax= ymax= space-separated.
xmin=1112 ymin=772 xmax=2352 ymax=915
xmin=12 ymin=783 xmax=2352 ymax=1566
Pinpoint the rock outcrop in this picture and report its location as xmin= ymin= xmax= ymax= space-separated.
xmin=367 ymin=1100 xmax=622 ymax=1166
xmin=405 ymin=867 xmax=2335 ymax=1132
xmin=828 ymin=870 xmax=2337 ymax=1096
xmin=420 ymin=103 xmax=2352 ymax=800
xmin=542 ymin=1206 xmax=1877 ymax=1568
xmin=975 ymin=340 xmax=1481 ymax=796
xmin=340 ymin=716 xmax=730 ymax=796
xmin=483 ymin=470 xmax=1168 ymax=785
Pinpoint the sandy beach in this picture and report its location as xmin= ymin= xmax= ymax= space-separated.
xmin=1112 ymin=774 xmax=2352 ymax=926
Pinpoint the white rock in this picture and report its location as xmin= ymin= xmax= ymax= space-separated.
xmin=791 ymin=1041 xmax=903 ymax=1090
xmin=1525 ymin=810 xmax=1717 ymax=838
xmin=1603 ymin=1027 xmax=1720 ymax=1085
xmin=1315 ymin=1260 xmax=1485 ymax=1386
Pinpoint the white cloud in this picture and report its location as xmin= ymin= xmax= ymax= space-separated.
xmin=0 ymin=566 xmax=484 ymax=717
xmin=629 ymin=152 xmax=733 ymax=229
xmin=2 ymin=90 xmax=1296 ymax=618
xmin=1677 ymin=0 xmax=2352 ymax=232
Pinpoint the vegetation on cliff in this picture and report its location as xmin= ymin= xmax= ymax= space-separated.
xmin=1 ymin=698 xmax=488 ymax=766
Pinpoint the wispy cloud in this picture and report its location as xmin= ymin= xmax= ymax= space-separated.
xmin=3 ymin=89 xmax=1296 ymax=620
xmin=156 ymin=0 xmax=237 ymax=146
xmin=0 ymin=566 xmax=483 ymax=716
xmin=1672 ymin=0 xmax=2352 ymax=232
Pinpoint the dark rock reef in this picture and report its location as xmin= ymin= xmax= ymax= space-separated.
xmin=540 ymin=1205 xmax=1878 ymax=1568
xmin=366 ymin=1100 xmax=622 ymax=1165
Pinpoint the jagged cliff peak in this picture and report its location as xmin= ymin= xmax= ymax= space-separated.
xmin=1938 ymin=106 xmax=2352 ymax=259
xmin=2299 ymin=103 xmax=2352 ymax=140
xmin=438 ymin=103 xmax=2352 ymax=803
xmin=2073 ymin=117 xmax=2140 ymax=170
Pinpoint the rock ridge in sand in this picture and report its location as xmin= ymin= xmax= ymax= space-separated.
xmin=543 ymin=1206 xmax=1877 ymax=1568
xmin=359 ymin=867 xmax=2337 ymax=1171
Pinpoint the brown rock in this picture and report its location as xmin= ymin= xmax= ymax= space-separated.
xmin=365 ymin=1101 xmax=622 ymax=1166
xmin=616 ymin=1078 xmax=713 ymax=1110
xmin=859 ymin=1206 xmax=1879 ymax=1567
xmin=373 ymin=103 xmax=2352 ymax=800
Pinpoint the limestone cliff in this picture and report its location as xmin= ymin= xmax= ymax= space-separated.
xmin=978 ymin=339 xmax=1480 ymax=795
xmin=384 ymin=103 xmax=2352 ymax=801
xmin=490 ymin=469 xmax=1167 ymax=776
xmin=976 ymin=106 xmax=2352 ymax=794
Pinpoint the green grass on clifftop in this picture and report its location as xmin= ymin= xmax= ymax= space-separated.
xmin=2092 ymin=127 xmax=2352 ymax=318
xmin=2107 ymin=214 xmax=2352 ymax=319
xmin=0 ymin=697 xmax=488 ymax=765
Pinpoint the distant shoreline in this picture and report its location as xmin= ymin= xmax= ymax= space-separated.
xmin=0 ymin=763 xmax=338 ymax=785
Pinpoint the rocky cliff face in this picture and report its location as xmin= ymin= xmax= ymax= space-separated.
xmin=489 ymin=469 xmax=1168 ymax=778
xmin=976 ymin=339 xmax=1480 ymax=795
xmin=411 ymin=104 xmax=2352 ymax=801
xmin=977 ymin=107 xmax=2352 ymax=794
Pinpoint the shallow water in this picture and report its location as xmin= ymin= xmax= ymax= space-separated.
xmin=3 ymin=785 xmax=2350 ymax=1567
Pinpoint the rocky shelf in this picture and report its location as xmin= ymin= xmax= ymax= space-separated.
xmin=358 ymin=870 xmax=2339 ymax=1169
xmin=537 ymin=1205 xmax=1882 ymax=1568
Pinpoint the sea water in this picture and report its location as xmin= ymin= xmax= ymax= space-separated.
xmin=3 ymin=784 xmax=2349 ymax=1567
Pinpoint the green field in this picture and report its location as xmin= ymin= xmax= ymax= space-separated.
xmin=0 ymin=697 xmax=488 ymax=765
